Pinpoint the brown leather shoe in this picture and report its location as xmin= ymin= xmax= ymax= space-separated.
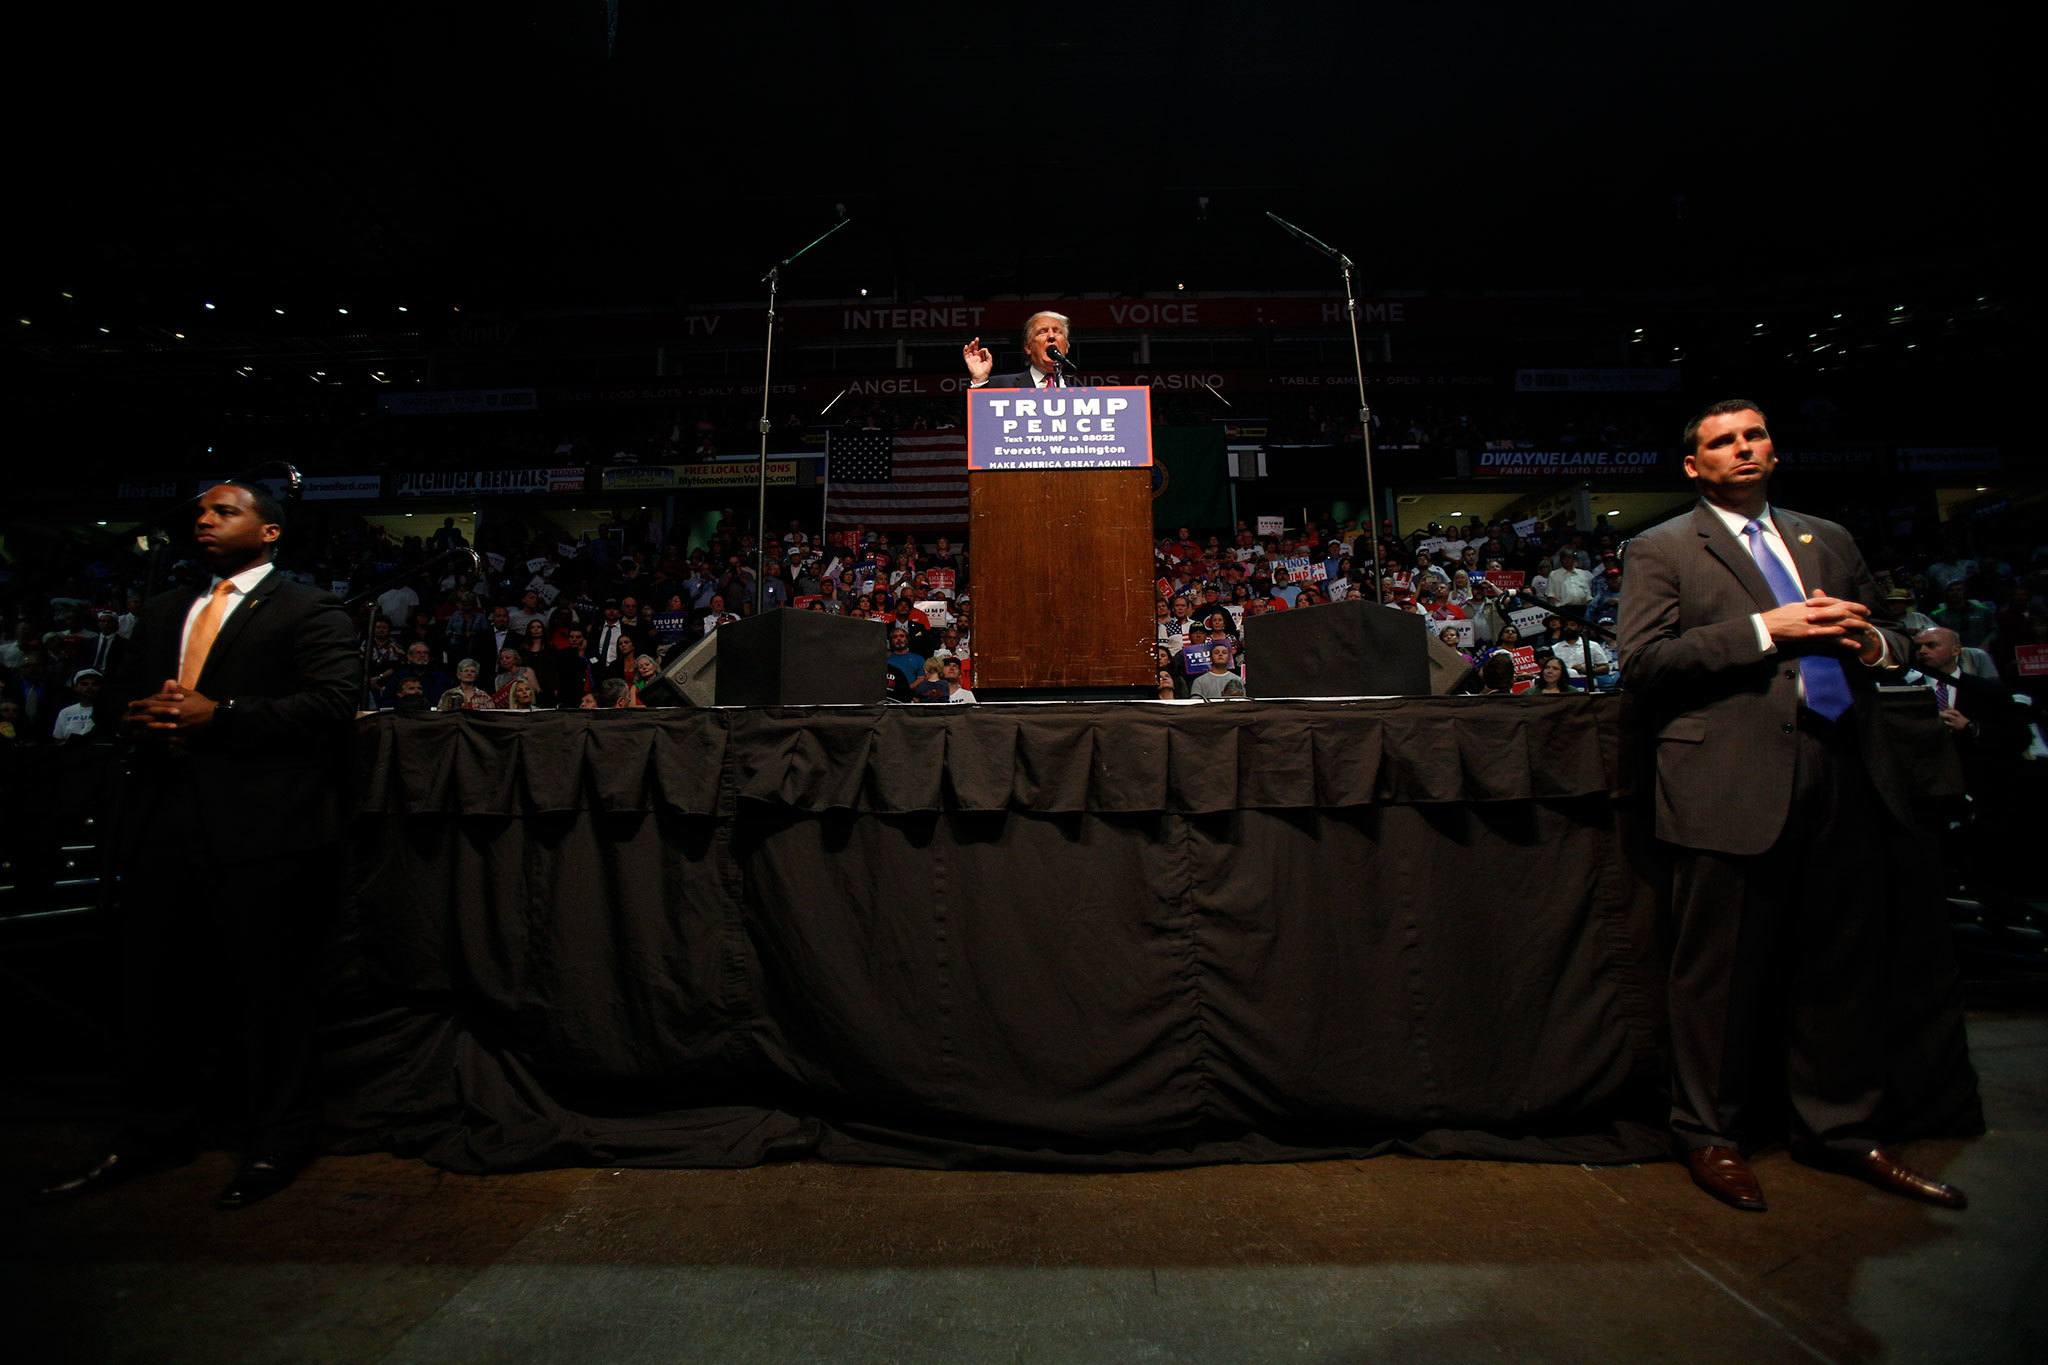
xmin=1797 ymin=1145 xmax=1968 ymax=1209
xmin=1685 ymin=1145 xmax=1767 ymax=1211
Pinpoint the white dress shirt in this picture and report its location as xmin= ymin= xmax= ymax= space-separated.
xmin=178 ymin=560 xmax=276 ymax=679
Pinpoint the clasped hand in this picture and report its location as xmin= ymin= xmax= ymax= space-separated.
xmin=125 ymin=679 xmax=217 ymax=732
xmin=1760 ymin=592 xmax=1883 ymax=664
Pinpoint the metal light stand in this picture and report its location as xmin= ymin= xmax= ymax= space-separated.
xmin=1266 ymin=211 xmax=1384 ymax=602
xmin=752 ymin=216 xmax=852 ymax=615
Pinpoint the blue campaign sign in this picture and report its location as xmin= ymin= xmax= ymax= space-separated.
xmin=966 ymin=386 xmax=1154 ymax=471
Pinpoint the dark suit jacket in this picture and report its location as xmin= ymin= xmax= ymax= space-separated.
xmin=1617 ymin=500 xmax=1913 ymax=856
xmin=120 ymin=568 xmax=360 ymax=864
xmin=982 ymin=369 xmax=1046 ymax=390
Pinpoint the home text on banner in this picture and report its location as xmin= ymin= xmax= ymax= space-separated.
xmin=965 ymin=386 xmax=1153 ymax=471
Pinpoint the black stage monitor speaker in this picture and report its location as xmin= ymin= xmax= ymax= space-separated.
xmin=713 ymin=610 xmax=889 ymax=706
xmin=1245 ymin=600 xmax=1433 ymax=698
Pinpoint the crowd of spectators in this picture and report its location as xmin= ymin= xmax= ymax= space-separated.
xmin=4 ymin=495 xmax=2045 ymax=742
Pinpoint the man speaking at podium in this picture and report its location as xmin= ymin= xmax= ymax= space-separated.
xmin=962 ymin=310 xmax=1075 ymax=390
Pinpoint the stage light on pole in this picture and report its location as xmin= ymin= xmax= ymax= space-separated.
xmin=173 ymin=332 xmax=185 ymax=339
xmin=338 ymin=307 xmax=349 ymax=315
xmin=61 ymin=291 xmax=74 ymax=299
xmin=274 ymin=308 xmax=285 ymax=315
xmin=204 ymin=301 xmax=216 ymax=310
xmin=98 ymin=326 xmax=110 ymax=334
xmin=396 ymin=304 xmax=408 ymax=312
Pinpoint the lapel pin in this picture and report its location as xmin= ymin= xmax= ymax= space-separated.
xmin=1798 ymin=533 xmax=1813 ymax=544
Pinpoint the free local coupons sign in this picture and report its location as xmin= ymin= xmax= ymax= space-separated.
xmin=966 ymin=386 xmax=1153 ymax=471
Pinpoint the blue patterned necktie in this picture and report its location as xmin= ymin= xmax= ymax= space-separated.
xmin=1742 ymin=518 xmax=1854 ymax=721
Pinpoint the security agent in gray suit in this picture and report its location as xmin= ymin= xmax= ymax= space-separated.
xmin=1618 ymin=399 xmax=1967 ymax=1213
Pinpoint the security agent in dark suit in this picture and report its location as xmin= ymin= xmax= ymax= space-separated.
xmin=1618 ymin=400 xmax=1966 ymax=1213
xmin=42 ymin=482 xmax=359 ymax=1211
xmin=961 ymin=309 xmax=1078 ymax=390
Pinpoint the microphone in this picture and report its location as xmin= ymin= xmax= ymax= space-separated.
xmin=1047 ymin=345 xmax=1079 ymax=374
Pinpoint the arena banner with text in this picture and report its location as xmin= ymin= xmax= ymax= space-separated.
xmin=393 ymin=467 xmax=586 ymax=498
xmin=1471 ymin=449 xmax=1669 ymax=479
xmin=966 ymin=386 xmax=1154 ymax=471
xmin=600 ymin=460 xmax=804 ymax=490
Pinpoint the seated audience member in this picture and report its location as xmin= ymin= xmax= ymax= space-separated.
xmin=51 ymin=668 xmax=105 ymax=739
xmin=599 ymin=677 xmax=638 ymax=709
xmin=502 ymin=677 xmax=541 ymax=711
xmin=1191 ymin=642 xmax=1246 ymax=700
xmin=384 ymin=642 xmax=452 ymax=709
xmin=517 ymin=618 xmax=550 ymax=664
xmin=0 ymin=696 xmax=22 ymax=743
xmin=492 ymin=649 xmax=524 ymax=695
xmin=1173 ymin=624 xmax=1216 ymax=695
xmin=886 ymin=628 xmax=925 ymax=690
xmin=436 ymin=658 xmax=497 ymax=711
xmin=943 ymin=658 xmax=976 ymax=703
xmin=630 ymin=652 xmax=684 ymax=707
xmin=547 ymin=628 xmax=595 ymax=708
xmin=1530 ymin=656 xmax=1573 ymax=696
xmin=912 ymin=657 xmax=950 ymax=703
xmin=1479 ymin=652 xmax=1517 ymax=696
xmin=1548 ymin=617 xmax=1611 ymax=689
xmin=1438 ymin=626 xmax=1475 ymax=667
xmin=1909 ymin=628 xmax=2031 ymax=778
xmin=391 ymin=676 xmax=431 ymax=712
xmin=492 ymin=665 xmax=541 ymax=708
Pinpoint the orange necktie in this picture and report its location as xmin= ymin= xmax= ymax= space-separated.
xmin=180 ymin=580 xmax=237 ymax=688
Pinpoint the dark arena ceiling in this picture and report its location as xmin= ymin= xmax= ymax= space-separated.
xmin=8 ymin=1 xmax=2013 ymax=314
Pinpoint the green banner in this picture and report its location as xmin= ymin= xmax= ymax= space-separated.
xmin=1150 ymin=426 xmax=1230 ymax=533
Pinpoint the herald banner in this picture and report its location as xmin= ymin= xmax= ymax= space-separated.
xmin=966 ymin=386 xmax=1153 ymax=471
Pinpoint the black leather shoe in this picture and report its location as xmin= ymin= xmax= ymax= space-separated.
xmin=1794 ymin=1144 xmax=1968 ymax=1209
xmin=1684 ymin=1145 xmax=1768 ymax=1211
xmin=39 ymin=1145 xmax=196 ymax=1201
xmin=215 ymin=1158 xmax=297 ymax=1211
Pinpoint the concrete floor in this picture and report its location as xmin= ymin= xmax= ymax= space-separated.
xmin=6 ymin=1013 xmax=2044 ymax=1365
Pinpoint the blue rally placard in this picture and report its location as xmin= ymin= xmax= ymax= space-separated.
xmin=966 ymin=385 xmax=1154 ymax=471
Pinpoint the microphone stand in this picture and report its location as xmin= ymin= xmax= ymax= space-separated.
xmin=1266 ymin=210 xmax=1384 ymax=603
xmin=752 ymin=215 xmax=852 ymax=615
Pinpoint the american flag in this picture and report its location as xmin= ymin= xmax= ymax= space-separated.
xmin=824 ymin=429 xmax=969 ymax=533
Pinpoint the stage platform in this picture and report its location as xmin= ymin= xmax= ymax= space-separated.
xmin=329 ymin=698 xmax=1982 ymax=1172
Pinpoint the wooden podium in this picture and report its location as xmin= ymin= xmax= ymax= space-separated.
xmin=968 ymin=467 xmax=1155 ymax=690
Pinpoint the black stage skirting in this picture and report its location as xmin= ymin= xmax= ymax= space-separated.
xmin=325 ymin=698 xmax=1982 ymax=1173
